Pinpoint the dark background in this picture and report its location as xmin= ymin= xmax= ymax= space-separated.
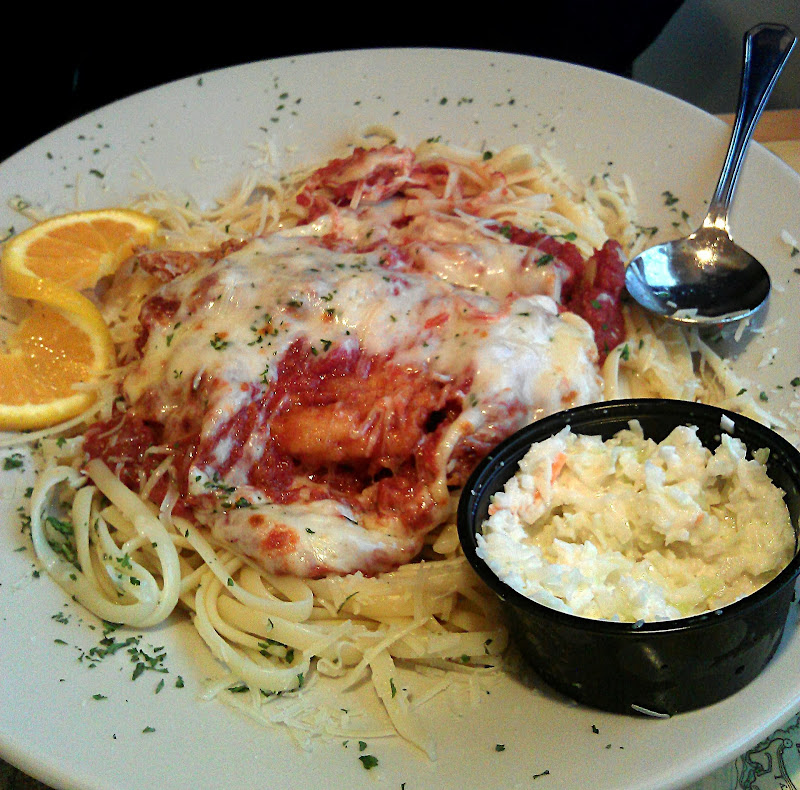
xmin=1 ymin=3 xmax=684 ymax=163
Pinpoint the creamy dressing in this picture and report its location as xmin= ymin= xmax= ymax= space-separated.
xmin=477 ymin=421 xmax=795 ymax=621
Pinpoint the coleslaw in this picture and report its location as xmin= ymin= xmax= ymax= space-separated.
xmin=476 ymin=420 xmax=795 ymax=621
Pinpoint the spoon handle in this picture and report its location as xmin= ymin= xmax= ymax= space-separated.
xmin=704 ymin=23 xmax=796 ymax=231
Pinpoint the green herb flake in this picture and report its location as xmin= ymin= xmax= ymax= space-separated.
xmin=3 ymin=453 xmax=24 ymax=471
xmin=336 ymin=591 xmax=358 ymax=613
xmin=662 ymin=190 xmax=679 ymax=206
xmin=210 ymin=333 xmax=230 ymax=351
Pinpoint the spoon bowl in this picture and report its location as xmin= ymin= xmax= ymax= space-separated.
xmin=625 ymin=226 xmax=771 ymax=325
xmin=625 ymin=23 xmax=796 ymax=327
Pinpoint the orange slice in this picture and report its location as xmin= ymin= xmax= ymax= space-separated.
xmin=0 ymin=300 xmax=115 ymax=430
xmin=2 ymin=208 xmax=161 ymax=296
xmin=0 ymin=208 xmax=162 ymax=431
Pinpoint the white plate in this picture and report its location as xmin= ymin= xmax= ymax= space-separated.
xmin=1 ymin=49 xmax=800 ymax=790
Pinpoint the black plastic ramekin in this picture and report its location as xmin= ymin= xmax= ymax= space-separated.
xmin=457 ymin=398 xmax=800 ymax=716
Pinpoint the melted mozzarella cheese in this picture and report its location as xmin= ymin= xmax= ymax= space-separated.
xmin=126 ymin=234 xmax=599 ymax=424
xmin=210 ymin=499 xmax=423 ymax=578
xmin=398 ymin=215 xmax=566 ymax=301
xmin=123 ymin=233 xmax=602 ymax=576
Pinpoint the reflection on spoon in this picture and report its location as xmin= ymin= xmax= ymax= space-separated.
xmin=624 ymin=23 xmax=796 ymax=327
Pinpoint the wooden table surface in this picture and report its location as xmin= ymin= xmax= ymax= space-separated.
xmin=1 ymin=107 xmax=799 ymax=790
xmin=717 ymin=106 xmax=800 ymax=172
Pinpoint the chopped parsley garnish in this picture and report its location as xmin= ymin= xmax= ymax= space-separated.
xmin=662 ymin=190 xmax=679 ymax=206
xmin=337 ymin=591 xmax=358 ymax=613
xmin=3 ymin=453 xmax=24 ymax=470
xmin=210 ymin=333 xmax=230 ymax=351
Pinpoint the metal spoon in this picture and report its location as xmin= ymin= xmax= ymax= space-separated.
xmin=624 ymin=23 xmax=796 ymax=326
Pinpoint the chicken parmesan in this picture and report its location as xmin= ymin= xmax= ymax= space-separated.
xmin=85 ymin=144 xmax=625 ymax=580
